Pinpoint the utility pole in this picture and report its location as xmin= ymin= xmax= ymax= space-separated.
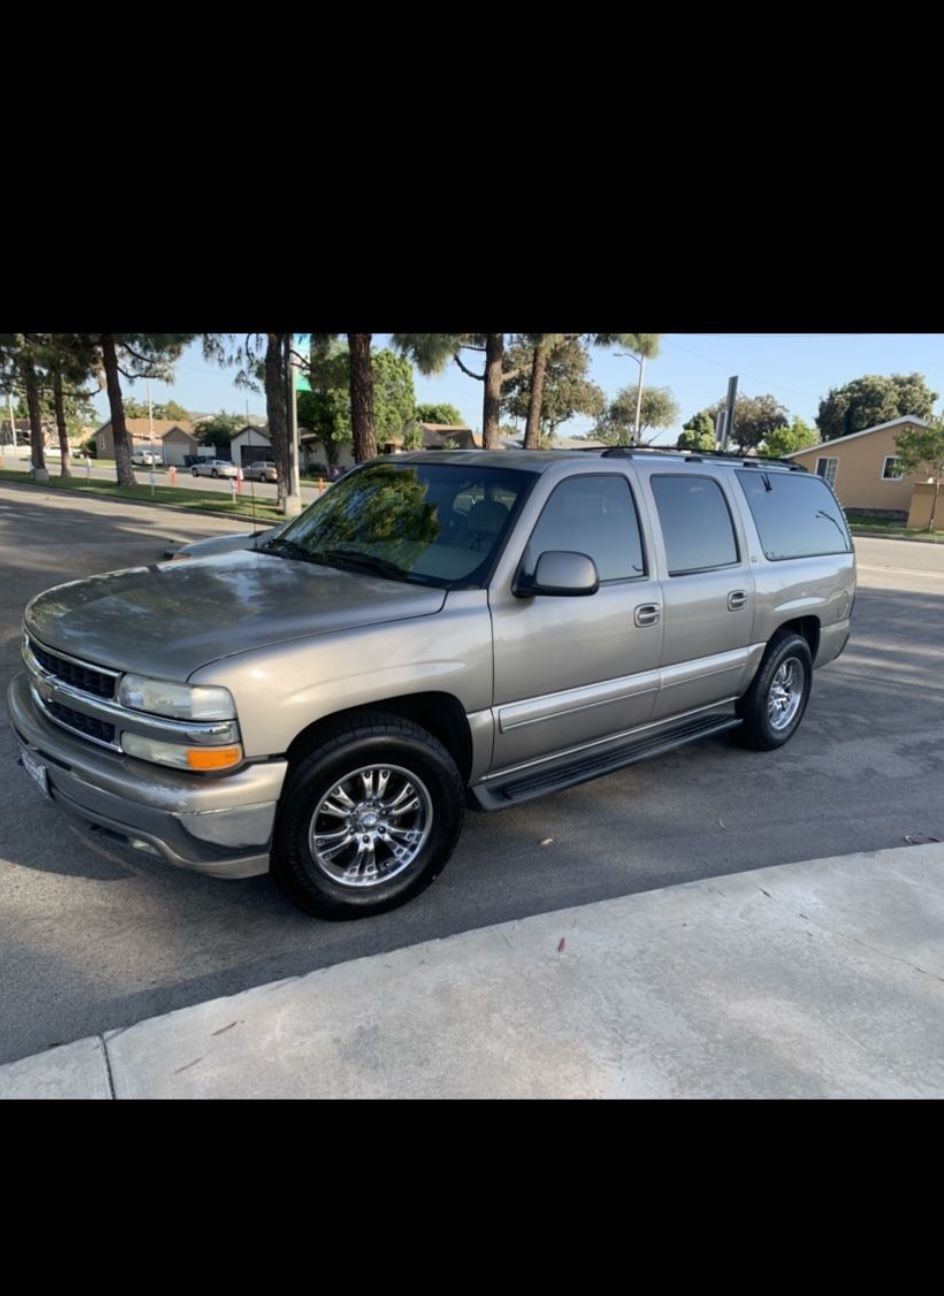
xmin=284 ymin=333 xmax=302 ymax=516
xmin=6 ymin=390 xmax=15 ymax=447
xmin=720 ymin=376 xmax=738 ymax=451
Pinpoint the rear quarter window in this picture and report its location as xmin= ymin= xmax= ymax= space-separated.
xmin=735 ymin=470 xmax=852 ymax=560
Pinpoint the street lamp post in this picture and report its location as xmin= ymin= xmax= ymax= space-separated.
xmin=615 ymin=350 xmax=646 ymax=444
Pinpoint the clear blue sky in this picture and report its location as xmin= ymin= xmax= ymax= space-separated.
xmin=92 ymin=335 xmax=944 ymax=444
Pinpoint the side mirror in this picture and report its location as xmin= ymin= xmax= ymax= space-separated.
xmin=514 ymin=550 xmax=600 ymax=598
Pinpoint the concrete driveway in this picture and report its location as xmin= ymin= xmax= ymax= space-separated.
xmin=1 ymin=482 xmax=942 ymax=1066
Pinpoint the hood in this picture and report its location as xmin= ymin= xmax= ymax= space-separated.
xmin=24 ymin=550 xmax=446 ymax=680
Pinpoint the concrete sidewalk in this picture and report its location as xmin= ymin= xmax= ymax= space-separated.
xmin=2 ymin=842 xmax=943 ymax=1099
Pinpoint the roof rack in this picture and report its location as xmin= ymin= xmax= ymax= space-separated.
xmin=588 ymin=446 xmax=807 ymax=472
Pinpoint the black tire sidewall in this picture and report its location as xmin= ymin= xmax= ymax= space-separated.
xmin=273 ymin=727 xmax=463 ymax=919
xmin=739 ymin=633 xmax=812 ymax=749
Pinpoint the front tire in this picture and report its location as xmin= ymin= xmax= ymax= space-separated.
xmin=191 ymin=467 xmax=199 ymax=476
xmin=272 ymin=711 xmax=465 ymax=919
xmin=736 ymin=632 xmax=812 ymax=750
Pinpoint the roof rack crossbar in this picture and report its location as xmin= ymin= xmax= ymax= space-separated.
xmin=587 ymin=445 xmax=806 ymax=471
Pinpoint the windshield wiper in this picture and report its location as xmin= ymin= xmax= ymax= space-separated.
xmin=314 ymin=549 xmax=411 ymax=582
xmin=260 ymin=536 xmax=320 ymax=563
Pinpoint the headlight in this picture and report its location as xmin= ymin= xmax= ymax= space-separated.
xmin=118 ymin=674 xmax=235 ymax=721
xmin=121 ymin=731 xmax=243 ymax=771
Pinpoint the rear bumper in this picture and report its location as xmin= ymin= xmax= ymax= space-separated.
xmin=7 ymin=673 xmax=286 ymax=879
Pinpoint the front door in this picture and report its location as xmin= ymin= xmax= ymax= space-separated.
xmin=489 ymin=472 xmax=664 ymax=771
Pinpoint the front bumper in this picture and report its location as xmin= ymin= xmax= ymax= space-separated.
xmin=7 ymin=673 xmax=287 ymax=879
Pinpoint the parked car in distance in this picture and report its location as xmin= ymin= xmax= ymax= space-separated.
xmin=132 ymin=449 xmax=164 ymax=467
xmin=243 ymin=461 xmax=278 ymax=483
xmin=192 ymin=459 xmax=237 ymax=479
xmin=9 ymin=448 xmax=855 ymax=921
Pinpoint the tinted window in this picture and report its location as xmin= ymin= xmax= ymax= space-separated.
xmin=651 ymin=475 xmax=739 ymax=575
xmin=736 ymin=470 xmax=852 ymax=560
xmin=272 ymin=461 xmax=532 ymax=588
xmin=527 ymin=475 xmax=645 ymax=582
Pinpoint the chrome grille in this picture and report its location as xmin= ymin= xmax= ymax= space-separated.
xmin=45 ymin=701 xmax=116 ymax=746
xmin=27 ymin=637 xmax=117 ymax=699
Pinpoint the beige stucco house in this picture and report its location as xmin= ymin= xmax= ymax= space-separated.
xmin=785 ymin=416 xmax=930 ymax=518
xmin=94 ymin=419 xmax=199 ymax=466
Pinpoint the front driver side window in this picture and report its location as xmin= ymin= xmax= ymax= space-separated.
xmin=526 ymin=475 xmax=646 ymax=582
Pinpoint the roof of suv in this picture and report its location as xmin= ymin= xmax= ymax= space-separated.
xmin=385 ymin=448 xmax=807 ymax=474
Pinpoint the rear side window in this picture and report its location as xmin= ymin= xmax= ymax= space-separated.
xmin=735 ymin=470 xmax=852 ymax=560
xmin=651 ymin=475 xmax=739 ymax=575
xmin=527 ymin=474 xmax=646 ymax=581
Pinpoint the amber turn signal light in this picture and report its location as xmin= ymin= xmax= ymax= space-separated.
xmin=186 ymin=746 xmax=243 ymax=771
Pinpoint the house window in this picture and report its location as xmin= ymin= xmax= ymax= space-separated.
xmin=882 ymin=455 xmax=904 ymax=480
xmin=816 ymin=457 xmax=839 ymax=488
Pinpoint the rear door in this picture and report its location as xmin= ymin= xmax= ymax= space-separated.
xmin=642 ymin=468 xmax=756 ymax=720
xmin=489 ymin=469 xmax=664 ymax=770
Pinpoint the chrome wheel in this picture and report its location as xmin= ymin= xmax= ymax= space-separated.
xmin=308 ymin=764 xmax=433 ymax=889
xmin=767 ymin=657 xmax=804 ymax=731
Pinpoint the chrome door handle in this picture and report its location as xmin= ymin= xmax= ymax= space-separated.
xmin=634 ymin=603 xmax=661 ymax=627
xmin=727 ymin=591 xmax=747 ymax=611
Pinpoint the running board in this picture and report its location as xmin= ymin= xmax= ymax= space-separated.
xmin=472 ymin=713 xmax=742 ymax=810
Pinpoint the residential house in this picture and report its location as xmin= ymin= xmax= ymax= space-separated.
xmin=785 ymin=416 xmax=930 ymax=519
xmin=381 ymin=423 xmax=481 ymax=454
xmin=1 ymin=417 xmax=54 ymax=447
xmin=93 ymin=418 xmax=200 ymax=467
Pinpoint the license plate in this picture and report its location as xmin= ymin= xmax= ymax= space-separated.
xmin=20 ymin=748 xmax=49 ymax=798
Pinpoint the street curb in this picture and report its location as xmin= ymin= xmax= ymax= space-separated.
xmin=850 ymin=528 xmax=944 ymax=544
xmin=3 ymin=840 xmax=944 ymax=1098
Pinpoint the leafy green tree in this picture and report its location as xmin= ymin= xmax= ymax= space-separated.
xmin=816 ymin=373 xmax=938 ymax=441
xmin=299 ymin=342 xmax=416 ymax=464
xmin=0 ymin=335 xmax=54 ymax=474
xmin=416 ymin=402 xmax=465 ymax=425
xmin=504 ymin=337 xmax=606 ymax=443
xmin=689 ymin=392 xmax=788 ymax=455
xmin=592 ymin=385 xmax=679 ymax=446
xmin=347 ymin=334 xmax=376 ymax=462
xmin=677 ymin=411 xmax=718 ymax=452
xmin=393 ymin=334 xmax=530 ymax=450
xmin=760 ymin=416 xmax=817 ymax=459
xmin=895 ymin=418 xmax=944 ymax=532
xmin=38 ymin=335 xmax=102 ymax=478
xmin=196 ymin=411 xmax=243 ymax=448
xmin=123 ymin=397 xmax=191 ymax=421
xmin=203 ymin=333 xmax=295 ymax=505
xmin=87 ymin=334 xmax=194 ymax=485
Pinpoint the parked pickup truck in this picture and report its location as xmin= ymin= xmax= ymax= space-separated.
xmin=8 ymin=448 xmax=855 ymax=919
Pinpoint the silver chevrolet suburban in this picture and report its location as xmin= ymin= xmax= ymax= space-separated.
xmin=8 ymin=448 xmax=855 ymax=918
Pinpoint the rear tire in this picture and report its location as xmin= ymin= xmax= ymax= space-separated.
xmin=191 ymin=467 xmax=198 ymax=476
xmin=735 ymin=632 xmax=812 ymax=750
xmin=272 ymin=711 xmax=465 ymax=919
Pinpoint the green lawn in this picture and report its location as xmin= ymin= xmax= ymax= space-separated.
xmin=0 ymin=468 xmax=286 ymax=524
xmin=846 ymin=511 xmax=944 ymax=543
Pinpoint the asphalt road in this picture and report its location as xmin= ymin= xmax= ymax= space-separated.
xmin=1 ymin=482 xmax=942 ymax=1065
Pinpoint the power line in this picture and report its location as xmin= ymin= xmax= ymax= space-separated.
xmin=663 ymin=338 xmax=819 ymax=402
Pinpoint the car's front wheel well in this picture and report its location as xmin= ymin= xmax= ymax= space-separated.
xmin=286 ymin=692 xmax=473 ymax=785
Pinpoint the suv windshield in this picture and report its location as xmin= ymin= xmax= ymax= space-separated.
xmin=266 ymin=460 xmax=534 ymax=588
